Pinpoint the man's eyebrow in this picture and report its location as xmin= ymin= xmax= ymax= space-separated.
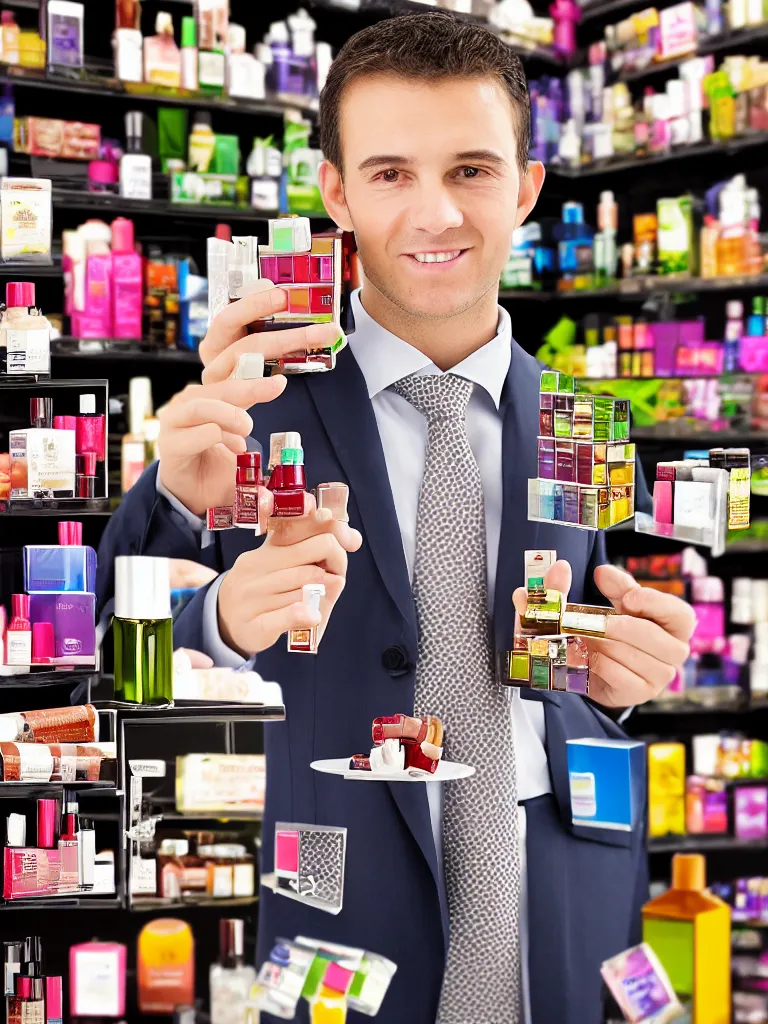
xmin=357 ymin=155 xmax=413 ymax=172
xmin=454 ymin=149 xmax=508 ymax=166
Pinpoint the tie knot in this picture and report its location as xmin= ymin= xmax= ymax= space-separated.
xmin=391 ymin=372 xmax=473 ymax=423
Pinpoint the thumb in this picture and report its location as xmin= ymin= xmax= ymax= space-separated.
xmin=512 ymin=558 xmax=572 ymax=619
xmin=593 ymin=564 xmax=640 ymax=612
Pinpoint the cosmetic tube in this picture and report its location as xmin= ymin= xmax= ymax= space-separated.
xmin=45 ymin=976 xmax=63 ymax=1024
xmin=58 ymin=797 xmax=79 ymax=891
xmin=76 ymin=818 xmax=95 ymax=889
xmin=37 ymin=799 xmax=58 ymax=849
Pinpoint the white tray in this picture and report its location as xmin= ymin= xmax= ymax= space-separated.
xmin=310 ymin=757 xmax=475 ymax=782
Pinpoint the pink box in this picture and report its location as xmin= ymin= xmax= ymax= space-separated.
xmin=653 ymin=480 xmax=673 ymax=524
xmin=735 ymin=786 xmax=768 ymax=840
xmin=740 ymin=336 xmax=768 ymax=372
xmin=3 ymin=846 xmax=60 ymax=898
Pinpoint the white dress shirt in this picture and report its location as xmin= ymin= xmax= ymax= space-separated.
xmin=158 ymin=288 xmax=552 ymax=1022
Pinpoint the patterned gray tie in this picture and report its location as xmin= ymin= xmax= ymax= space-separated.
xmin=391 ymin=372 xmax=521 ymax=1024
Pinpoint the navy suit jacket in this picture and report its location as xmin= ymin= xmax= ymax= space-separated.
xmin=98 ymin=338 xmax=649 ymax=1024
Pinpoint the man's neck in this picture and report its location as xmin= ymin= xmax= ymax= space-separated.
xmin=358 ymin=280 xmax=500 ymax=371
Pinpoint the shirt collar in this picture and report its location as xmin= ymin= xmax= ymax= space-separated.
xmin=347 ymin=288 xmax=511 ymax=412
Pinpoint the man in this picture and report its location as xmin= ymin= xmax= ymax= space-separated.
xmin=98 ymin=13 xmax=695 ymax=1024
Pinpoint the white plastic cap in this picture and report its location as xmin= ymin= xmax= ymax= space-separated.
xmin=284 ymin=431 xmax=302 ymax=450
xmin=156 ymin=12 xmax=173 ymax=34
xmin=80 ymin=393 xmax=96 ymax=415
xmin=726 ymin=301 xmax=744 ymax=319
xmin=234 ymin=353 xmax=265 ymax=380
xmin=302 ymin=583 xmax=325 ymax=617
xmin=599 ymin=191 xmax=615 ymax=205
xmin=115 ymin=556 xmax=171 ymax=621
xmin=269 ymin=21 xmax=289 ymax=43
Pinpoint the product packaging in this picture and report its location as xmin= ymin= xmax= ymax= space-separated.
xmin=0 ymin=178 xmax=52 ymax=263
xmin=176 ymin=753 xmax=265 ymax=814
xmin=567 ymin=738 xmax=646 ymax=831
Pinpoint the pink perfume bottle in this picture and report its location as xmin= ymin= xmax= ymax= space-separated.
xmin=549 ymin=0 xmax=580 ymax=58
xmin=76 ymin=393 xmax=105 ymax=462
xmin=6 ymin=593 xmax=31 ymax=667
xmin=111 ymin=217 xmax=143 ymax=340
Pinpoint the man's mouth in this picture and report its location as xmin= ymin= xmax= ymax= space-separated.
xmin=408 ymin=250 xmax=465 ymax=264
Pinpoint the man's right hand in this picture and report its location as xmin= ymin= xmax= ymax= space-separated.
xmin=157 ymin=286 xmax=341 ymax=516
xmin=217 ymin=498 xmax=363 ymax=657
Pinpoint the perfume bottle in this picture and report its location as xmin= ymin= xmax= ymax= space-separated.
xmin=315 ymin=482 xmax=349 ymax=522
xmin=234 ymin=452 xmax=261 ymax=529
xmin=268 ymin=432 xmax=306 ymax=517
xmin=288 ymin=583 xmax=325 ymax=654
xmin=113 ymin=556 xmax=173 ymax=704
xmin=58 ymin=796 xmax=80 ymax=892
xmin=144 ymin=11 xmax=181 ymax=87
xmin=642 ymin=853 xmax=730 ymax=1020
xmin=209 ymin=919 xmax=256 ymax=1024
xmin=6 ymin=594 xmax=31 ymax=667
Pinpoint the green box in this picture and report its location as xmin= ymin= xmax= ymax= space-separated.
xmin=657 ymin=195 xmax=695 ymax=276
xmin=511 ymin=652 xmax=530 ymax=682
xmin=531 ymin=657 xmax=550 ymax=689
xmin=540 ymin=370 xmax=559 ymax=393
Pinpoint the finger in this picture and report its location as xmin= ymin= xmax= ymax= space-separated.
xmin=587 ymin=648 xmax=658 ymax=708
xmin=202 ymin=322 xmax=343 ymax=385
xmin=199 ymin=286 xmax=289 ymax=364
xmin=268 ymin=509 xmax=362 ymax=553
xmin=588 ymin=636 xmax=678 ymax=690
xmin=160 ymin=423 xmax=233 ymax=459
xmin=260 ymin=532 xmax=349 ymax=578
xmin=511 ymin=558 xmax=572 ymax=619
xmin=168 ymin=559 xmax=219 ymax=589
xmin=257 ymin=601 xmax=323 ymax=641
xmin=592 ymin=564 xmax=641 ymax=612
xmin=170 ymin=377 xmax=286 ymax=411
xmin=163 ymin=398 xmax=254 ymax=437
xmin=252 ymin=564 xmax=328 ymax=597
xmin=604 ymin=614 xmax=690 ymax=667
xmin=175 ymin=648 xmax=215 ymax=669
xmin=596 ymin=565 xmax=696 ymax=642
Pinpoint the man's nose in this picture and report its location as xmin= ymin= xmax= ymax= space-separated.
xmin=407 ymin=182 xmax=464 ymax=236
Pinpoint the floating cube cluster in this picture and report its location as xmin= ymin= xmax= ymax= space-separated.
xmin=529 ymin=369 xmax=635 ymax=530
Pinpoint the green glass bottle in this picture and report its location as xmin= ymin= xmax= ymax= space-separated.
xmin=113 ymin=556 xmax=173 ymax=704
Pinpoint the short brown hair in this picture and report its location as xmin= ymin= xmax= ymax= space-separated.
xmin=320 ymin=11 xmax=531 ymax=174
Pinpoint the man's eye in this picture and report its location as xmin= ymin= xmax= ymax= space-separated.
xmin=461 ymin=166 xmax=481 ymax=178
xmin=381 ymin=169 xmax=399 ymax=182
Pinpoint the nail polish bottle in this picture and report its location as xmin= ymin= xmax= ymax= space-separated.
xmin=268 ymin=432 xmax=306 ymax=517
xmin=288 ymin=583 xmax=325 ymax=654
xmin=31 ymin=622 xmax=55 ymax=665
xmin=6 ymin=595 xmax=31 ymax=667
xmin=315 ymin=482 xmax=349 ymax=522
xmin=58 ymin=797 xmax=79 ymax=892
xmin=76 ymin=393 xmax=105 ymax=462
xmin=234 ymin=452 xmax=261 ymax=529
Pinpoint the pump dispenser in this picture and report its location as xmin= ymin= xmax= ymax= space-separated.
xmin=113 ymin=556 xmax=173 ymax=704
xmin=642 ymin=853 xmax=730 ymax=1023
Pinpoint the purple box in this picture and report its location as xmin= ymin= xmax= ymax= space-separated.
xmin=538 ymin=438 xmax=555 ymax=479
xmin=29 ymin=592 xmax=95 ymax=666
xmin=648 ymin=321 xmax=679 ymax=377
xmin=735 ymin=786 xmax=768 ymax=840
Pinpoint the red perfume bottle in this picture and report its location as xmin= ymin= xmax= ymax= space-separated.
xmin=234 ymin=452 xmax=261 ymax=529
xmin=268 ymin=432 xmax=306 ymax=517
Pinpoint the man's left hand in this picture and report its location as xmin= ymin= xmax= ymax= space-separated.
xmin=512 ymin=560 xmax=696 ymax=709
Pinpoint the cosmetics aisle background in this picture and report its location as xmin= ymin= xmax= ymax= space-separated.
xmin=0 ymin=0 xmax=768 ymax=1019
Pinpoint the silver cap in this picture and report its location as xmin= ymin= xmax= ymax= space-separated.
xmin=115 ymin=556 xmax=171 ymax=621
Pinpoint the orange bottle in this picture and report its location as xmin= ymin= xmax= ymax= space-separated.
xmin=641 ymin=853 xmax=730 ymax=1024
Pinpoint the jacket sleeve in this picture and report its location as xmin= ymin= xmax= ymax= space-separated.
xmin=96 ymin=462 xmax=220 ymax=618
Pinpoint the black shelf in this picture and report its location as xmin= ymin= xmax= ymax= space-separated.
xmin=95 ymin=699 xmax=286 ymax=723
xmin=0 ymin=497 xmax=110 ymax=516
xmin=501 ymin=272 xmax=768 ymax=302
xmin=0 ymin=895 xmax=121 ymax=911
xmin=649 ymin=834 xmax=768 ymax=853
xmin=638 ymin=697 xmax=768 ymax=716
xmin=617 ymin=24 xmax=768 ymax=82
xmin=0 ymin=262 xmax=61 ymax=277
xmin=547 ymin=132 xmax=768 ymax=178
xmin=131 ymin=895 xmax=258 ymax=912
xmin=52 ymin=339 xmax=201 ymax=363
xmin=0 ymin=67 xmax=317 ymax=119
xmin=0 ymin=669 xmax=98 ymax=689
xmin=631 ymin=429 xmax=768 ymax=443
xmin=0 ymin=781 xmax=117 ymax=799
xmin=51 ymin=188 xmax=277 ymax=223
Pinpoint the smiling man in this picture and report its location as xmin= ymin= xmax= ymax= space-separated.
xmin=98 ymin=12 xmax=695 ymax=1024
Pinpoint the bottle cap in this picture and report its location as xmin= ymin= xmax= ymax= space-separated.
xmin=193 ymin=110 xmax=213 ymax=130
xmin=115 ymin=556 xmax=172 ymax=621
xmin=6 ymin=282 xmax=34 ymax=308
xmin=181 ymin=15 xmax=197 ymax=48
xmin=233 ymin=353 xmax=264 ymax=380
xmin=31 ymin=622 xmax=55 ymax=664
xmin=88 ymin=160 xmax=118 ymax=186
xmin=21 ymin=937 xmax=41 ymax=970
xmin=76 ymin=453 xmax=98 ymax=477
xmin=110 ymin=218 xmax=135 ymax=254
xmin=58 ymin=521 xmax=83 ymax=545
xmin=11 ymin=594 xmax=30 ymax=621
xmin=30 ymin=397 xmax=53 ymax=429
xmin=53 ymin=415 xmax=77 ymax=431
xmin=726 ymin=300 xmax=743 ymax=319
xmin=219 ymin=918 xmax=245 ymax=964
xmin=562 ymin=201 xmax=584 ymax=224
xmin=215 ymin=223 xmax=232 ymax=241
xmin=671 ymin=852 xmax=705 ymax=891
xmin=124 ymin=111 xmax=144 ymax=149
xmin=1 ymin=11 xmax=14 ymax=24
xmin=77 ymin=476 xmax=96 ymax=499
xmin=156 ymin=11 xmax=174 ymax=35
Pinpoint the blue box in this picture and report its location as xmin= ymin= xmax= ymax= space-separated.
xmin=566 ymin=738 xmax=645 ymax=831
xmin=23 ymin=544 xmax=97 ymax=594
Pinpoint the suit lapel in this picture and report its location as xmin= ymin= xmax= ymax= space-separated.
xmin=493 ymin=341 xmax=541 ymax=653
xmin=305 ymin=346 xmax=418 ymax=645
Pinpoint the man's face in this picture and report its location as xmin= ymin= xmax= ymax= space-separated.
xmin=320 ymin=73 xmax=544 ymax=322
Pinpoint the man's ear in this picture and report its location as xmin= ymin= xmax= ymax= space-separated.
xmin=514 ymin=160 xmax=546 ymax=231
xmin=318 ymin=160 xmax=354 ymax=232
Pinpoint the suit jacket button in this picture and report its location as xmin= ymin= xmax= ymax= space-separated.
xmin=382 ymin=645 xmax=412 ymax=677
